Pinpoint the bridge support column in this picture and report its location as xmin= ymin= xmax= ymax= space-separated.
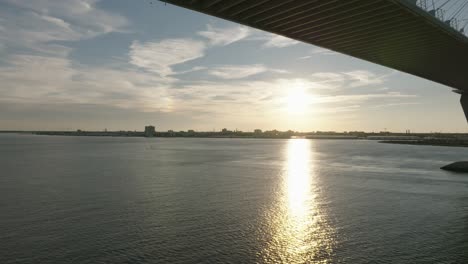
xmin=441 ymin=93 xmax=468 ymax=172
xmin=461 ymin=94 xmax=468 ymax=123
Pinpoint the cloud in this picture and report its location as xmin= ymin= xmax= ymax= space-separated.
xmin=4 ymin=0 xmax=127 ymax=35
xmin=0 ymin=0 xmax=128 ymax=56
xmin=311 ymin=47 xmax=337 ymax=56
xmin=316 ymin=105 xmax=362 ymax=114
xmin=0 ymin=49 xmax=418 ymax=131
xmin=309 ymin=72 xmax=346 ymax=89
xmin=314 ymin=92 xmax=417 ymax=104
xmin=172 ymin=66 xmax=208 ymax=75
xmin=207 ymin=64 xmax=286 ymax=79
xmin=299 ymin=70 xmax=392 ymax=90
xmin=0 ymin=1 xmax=430 ymax=132
xmin=0 ymin=55 xmax=74 ymax=100
xmin=371 ymin=102 xmax=422 ymax=108
xmin=299 ymin=47 xmax=337 ymax=59
xmin=345 ymin=70 xmax=386 ymax=88
xmin=168 ymin=77 xmax=417 ymax=118
xmin=0 ymin=42 xmax=413 ymax=117
xmin=262 ymin=35 xmax=300 ymax=48
xmin=129 ymin=39 xmax=205 ymax=76
xmin=129 ymin=24 xmax=257 ymax=77
xmin=198 ymin=24 xmax=250 ymax=46
xmin=0 ymin=54 xmax=173 ymax=112
xmin=270 ymin=78 xmax=337 ymax=94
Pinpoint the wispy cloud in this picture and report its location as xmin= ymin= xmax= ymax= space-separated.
xmin=311 ymin=47 xmax=337 ymax=56
xmin=208 ymin=64 xmax=286 ymax=79
xmin=172 ymin=66 xmax=208 ymax=75
xmin=0 ymin=48 xmax=418 ymax=128
xmin=129 ymin=39 xmax=205 ymax=77
xmin=4 ymin=0 xmax=128 ymax=33
xmin=314 ymin=92 xmax=417 ymax=104
xmin=198 ymin=24 xmax=250 ymax=46
xmin=299 ymin=47 xmax=337 ymax=59
xmin=345 ymin=70 xmax=387 ymax=88
xmin=0 ymin=0 xmax=128 ymax=56
xmin=300 ymin=70 xmax=393 ymax=90
xmin=128 ymin=24 xmax=256 ymax=77
xmin=0 ymin=54 xmax=173 ymax=112
xmin=309 ymin=72 xmax=346 ymax=89
xmin=262 ymin=35 xmax=300 ymax=48
xmin=168 ymin=78 xmax=417 ymax=117
xmin=370 ymin=102 xmax=422 ymax=108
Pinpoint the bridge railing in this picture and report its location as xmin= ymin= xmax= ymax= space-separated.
xmin=412 ymin=0 xmax=468 ymax=37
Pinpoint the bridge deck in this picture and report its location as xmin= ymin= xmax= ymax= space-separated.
xmin=163 ymin=0 xmax=468 ymax=92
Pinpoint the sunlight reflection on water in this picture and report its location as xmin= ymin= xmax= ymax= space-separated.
xmin=261 ymin=139 xmax=336 ymax=263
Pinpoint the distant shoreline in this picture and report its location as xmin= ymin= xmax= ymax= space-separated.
xmin=380 ymin=139 xmax=468 ymax=147
xmin=2 ymin=131 xmax=468 ymax=146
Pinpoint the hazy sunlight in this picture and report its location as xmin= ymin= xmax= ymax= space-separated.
xmin=285 ymin=80 xmax=315 ymax=115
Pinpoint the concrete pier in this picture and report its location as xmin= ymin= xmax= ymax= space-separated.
xmin=441 ymin=161 xmax=468 ymax=173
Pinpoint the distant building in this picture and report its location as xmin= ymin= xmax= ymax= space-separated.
xmin=144 ymin=125 xmax=155 ymax=137
xmin=254 ymin=129 xmax=262 ymax=134
xmin=367 ymin=135 xmax=419 ymax=140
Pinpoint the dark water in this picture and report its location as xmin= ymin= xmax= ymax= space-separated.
xmin=1 ymin=134 xmax=467 ymax=263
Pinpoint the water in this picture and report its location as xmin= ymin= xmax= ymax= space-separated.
xmin=1 ymin=134 xmax=467 ymax=263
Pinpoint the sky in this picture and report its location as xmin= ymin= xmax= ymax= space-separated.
xmin=0 ymin=0 xmax=466 ymax=133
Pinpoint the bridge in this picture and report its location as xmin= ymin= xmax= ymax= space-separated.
xmin=161 ymin=0 xmax=468 ymax=122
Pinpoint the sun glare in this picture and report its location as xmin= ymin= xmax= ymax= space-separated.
xmin=260 ymin=139 xmax=335 ymax=262
xmin=285 ymin=81 xmax=314 ymax=114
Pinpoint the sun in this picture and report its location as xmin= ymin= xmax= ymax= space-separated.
xmin=285 ymin=81 xmax=313 ymax=114
xmin=287 ymin=89 xmax=308 ymax=113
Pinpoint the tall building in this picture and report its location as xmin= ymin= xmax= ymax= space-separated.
xmin=144 ymin=125 xmax=155 ymax=137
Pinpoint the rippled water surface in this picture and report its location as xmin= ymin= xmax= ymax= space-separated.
xmin=1 ymin=134 xmax=467 ymax=263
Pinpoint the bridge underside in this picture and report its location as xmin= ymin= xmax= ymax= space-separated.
xmin=163 ymin=0 xmax=468 ymax=169
xmin=164 ymin=0 xmax=468 ymax=92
